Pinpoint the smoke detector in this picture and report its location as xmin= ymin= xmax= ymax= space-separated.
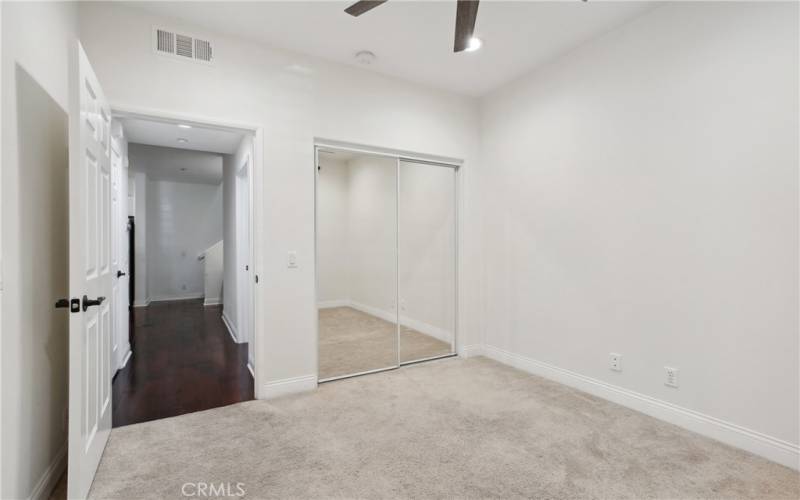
xmin=355 ymin=50 xmax=376 ymax=65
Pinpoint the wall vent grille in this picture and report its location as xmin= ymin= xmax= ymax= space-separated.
xmin=153 ymin=27 xmax=213 ymax=65
xmin=156 ymin=29 xmax=174 ymax=54
xmin=175 ymin=34 xmax=193 ymax=58
xmin=194 ymin=39 xmax=213 ymax=62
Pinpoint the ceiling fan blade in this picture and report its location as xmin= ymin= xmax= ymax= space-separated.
xmin=454 ymin=0 xmax=479 ymax=52
xmin=345 ymin=0 xmax=388 ymax=17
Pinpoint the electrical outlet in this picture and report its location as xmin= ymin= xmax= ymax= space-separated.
xmin=609 ymin=352 xmax=622 ymax=371
xmin=665 ymin=366 xmax=679 ymax=388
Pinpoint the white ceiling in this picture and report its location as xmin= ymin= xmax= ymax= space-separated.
xmin=128 ymin=1 xmax=659 ymax=96
xmin=128 ymin=143 xmax=224 ymax=185
xmin=121 ymin=116 xmax=245 ymax=154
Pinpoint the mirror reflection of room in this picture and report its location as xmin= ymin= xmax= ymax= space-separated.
xmin=398 ymin=160 xmax=456 ymax=364
xmin=317 ymin=150 xmax=456 ymax=381
xmin=317 ymin=151 xmax=398 ymax=380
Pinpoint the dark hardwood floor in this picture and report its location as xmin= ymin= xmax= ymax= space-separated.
xmin=112 ymin=299 xmax=253 ymax=427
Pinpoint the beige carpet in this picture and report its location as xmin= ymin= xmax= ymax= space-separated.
xmin=88 ymin=357 xmax=798 ymax=499
xmin=318 ymin=306 xmax=452 ymax=380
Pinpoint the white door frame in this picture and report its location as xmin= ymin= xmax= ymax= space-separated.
xmin=110 ymin=105 xmax=263 ymax=385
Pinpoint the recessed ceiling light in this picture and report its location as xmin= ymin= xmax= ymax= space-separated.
xmin=177 ymin=138 xmax=189 ymax=143
xmin=464 ymin=37 xmax=483 ymax=52
xmin=180 ymin=168 xmax=187 ymax=171
xmin=178 ymin=124 xmax=192 ymax=129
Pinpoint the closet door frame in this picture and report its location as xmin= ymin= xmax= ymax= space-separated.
xmin=314 ymin=142 xmax=461 ymax=383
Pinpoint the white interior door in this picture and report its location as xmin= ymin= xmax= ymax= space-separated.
xmin=68 ymin=42 xmax=113 ymax=499
xmin=111 ymin=136 xmax=130 ymax=372
xmin=237 ymin=159 xmax=252 ymax=360
xmin=110 ymin=145 xmax=120 ymax=370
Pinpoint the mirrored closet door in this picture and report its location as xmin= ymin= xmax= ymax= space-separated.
xmin=398 ymin=160 xmax=456 ymax=363
xmin=316 ymin=150 xmax=398 ymax=381
xmin=316 ymin=147 xmax=457 ymax=382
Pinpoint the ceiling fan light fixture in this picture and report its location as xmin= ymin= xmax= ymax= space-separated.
xmin=464 ymin=36 xmax=483 ymax=52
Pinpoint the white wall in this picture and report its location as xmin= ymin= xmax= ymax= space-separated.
xmin=77 ymin=2 xmax=481 ymax=396
xmin=0 ymin=2 xmax=77 ymax=498
xmin=132 ymin=170 xmax=148 ymax=306
xmin=145 ymin=179 xmax=223 ymax=301
xmin=479 ymin=0 xmax=799 ymax=460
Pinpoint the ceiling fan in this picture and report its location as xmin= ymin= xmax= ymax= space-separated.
xmin=344 ymin=0 xmax=481 ymax=53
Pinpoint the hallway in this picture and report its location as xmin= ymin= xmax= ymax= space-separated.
xmin=112 ymin=300 xmax=253 ymax=427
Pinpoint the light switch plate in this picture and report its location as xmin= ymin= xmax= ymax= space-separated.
xmin=287 ymin=251 xmax=298 ymax=268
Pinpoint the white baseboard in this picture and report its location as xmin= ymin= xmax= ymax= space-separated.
xmin=482 ymin=345 xmax=800 ymax=471
xmin=317 ymin=299 xmax=349 ymax=309
xmin=346 ymin=300 xmax=454 ymax=344
xmin=149 ymin=293 xmax=204 ymax=303
xmin=28 ymin=442 xmax=66 ymax=500
xmin=204 ymin=297 xmax=222 ymax=306
xmin=458 ymin=344 xmax=485 ymax=358
xmin=346 ymin=300 xmax=394 ymax=323
xmin=132 ymin=298 xmax=150 ymax=308
xmin=247 ymin=362 xmax=255 ymax=378
xmin=399 ymin=314 xmax=452 ymax=344
xmin=221 ymin=312 xmax=239 ymax=343
xmin=258 ymin=374 xmax=317 ymax=399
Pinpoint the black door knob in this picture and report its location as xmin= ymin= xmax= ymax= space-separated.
xmin=117 ymin=270 xmax=126 ymax=278
xmin=82 ymin=295 xmax=106 ymax=312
